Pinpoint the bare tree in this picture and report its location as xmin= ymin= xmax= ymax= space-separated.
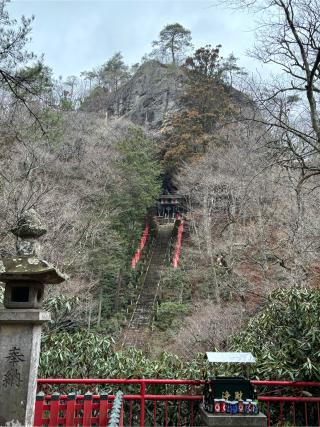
xmin=220 ymin=1 xmax=320 ymax=186
xmin=176 ymin=119 xmax=320 ymax=299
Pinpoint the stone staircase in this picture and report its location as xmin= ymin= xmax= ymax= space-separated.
xmin=122 ymin=223 xmax=174 ymax=348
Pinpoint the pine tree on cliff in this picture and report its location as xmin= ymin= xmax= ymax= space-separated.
xmin=152 ymin=23 xmax=192 ymax=64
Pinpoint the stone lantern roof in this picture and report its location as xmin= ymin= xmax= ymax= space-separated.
xmin=11 ymin=208 xmax=47 ymax=239
xmin=0 ymin=209 xmax=66 ymax=285
xmin=0 ymin=209 xmax=66 ymax=309
xmin=0 ymin=257 xmax=66 ymax=284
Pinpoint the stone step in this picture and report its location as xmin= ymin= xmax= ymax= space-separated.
xmin=122 ymin=223 xmax=175 ymax=347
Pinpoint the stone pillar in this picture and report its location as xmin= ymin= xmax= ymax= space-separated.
xmin=0 ymin=310 xmax=50 ymax=426
xmin=0 ymin=210 xmax=66 ymax=426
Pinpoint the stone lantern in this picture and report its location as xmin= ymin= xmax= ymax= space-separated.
xmin=0 ymin=209 xmax=66 ymax=426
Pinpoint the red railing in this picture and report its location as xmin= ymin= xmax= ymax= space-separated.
xmin=132 ymin=224 xmax=150 ymax=269
xmin=34 ymin=390 xmax=124 ymax=427
xmin=251 ymin=380 xmax=320 ymax=427
xmin=172 ymin=217 xmax=184 ymax=268
xmin=36 ymin=378 xmax=320 ymax=427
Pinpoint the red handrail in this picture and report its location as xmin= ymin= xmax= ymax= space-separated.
xmin=251 ymin=380 xmax=320 ymax=387
xmin=37 ymin=378 xmax=205 ymax=385
xmin=173 ymin=219 xmax=184 ymax=268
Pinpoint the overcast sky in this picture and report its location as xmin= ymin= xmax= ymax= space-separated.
xmin=9 ymin=0 xmax=262 ymax=79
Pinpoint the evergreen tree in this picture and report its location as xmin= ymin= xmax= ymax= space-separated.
xmin=98 ymin=52 xmax=129 ymax=92
xmin=152 ymin=23 xmax=192 ymax=64
xmin=162 ymin=45 xmax=241 ymax=173
xmin=112 ymin=127 xmax=162 ymax=239
xmin=0 ymin=1 xmax=51 ymax=123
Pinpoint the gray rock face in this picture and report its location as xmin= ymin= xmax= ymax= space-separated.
xmin=81 ymin=61 xmax=185 ymax=128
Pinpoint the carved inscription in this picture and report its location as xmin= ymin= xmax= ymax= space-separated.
xmin=3 ymin=346 xmax=25 ymax=387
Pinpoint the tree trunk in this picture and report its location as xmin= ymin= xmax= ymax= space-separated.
xmin=203 ymin=189 xmax=220 ymax=303
xmin=97 ymin=287 xmax=103 ymax=327
xmin=114 ymin=269 xmax=122 ymax=313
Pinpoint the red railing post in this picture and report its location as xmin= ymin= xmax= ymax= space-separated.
xmin=129 ymin=400 xmax=133 ymax=427
xmin=119 ymin=402 xmax=124 ymax=427
xmin=292 ymin=402 xmax=296 ymax=426
xmin=83 ymin=392 xmax=93 ymax=427
xmin=48 ymin=392 xmax=60 ymax=427
xmin=98 ymin=392 xmax=108 ymax=426
xmin=66 ymin=392 xmax=76 ymax=427
xmin=34 ymin=392 xmax=45 ymax=427
xmin=140 ymin=380 xmax=146 ymax=427
xmin=153 ymin=400 xmax=157 ymax=427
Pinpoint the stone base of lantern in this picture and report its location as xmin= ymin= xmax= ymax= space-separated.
xmin=199 ymin=405 xmax=267 ymax=427
xmin=0 ymin=309 xmax=50 ymax=426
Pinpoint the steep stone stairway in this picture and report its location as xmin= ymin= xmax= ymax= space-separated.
xmin=122 ymin=222 xmax=174 ymax=348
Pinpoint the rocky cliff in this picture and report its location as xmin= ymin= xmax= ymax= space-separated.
xmin=80 ymin=61 xmax=185 ymax=128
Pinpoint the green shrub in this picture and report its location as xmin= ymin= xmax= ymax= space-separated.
xmin=232 ymin=286 xmax=320 ymax=380
xmin=39 ymin=286 xmax=320 ymax=383
xmin=39 ymin=329 xmax=208 ymax=379
xmin=155 ymin=302 xmax=189 ymax=331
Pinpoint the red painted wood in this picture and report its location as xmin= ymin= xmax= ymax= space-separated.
xmin=66 ymin=393 xmax=76 ymax=427
xmin=83 ymin=392 xmax=92 ymax=427
xmin=165 ymin=400 xmax=168 ymax=427
xmin=177 ymin=400 xmax=181 ymax=427
xmin=33 ymin=393 xmax=45 ymax=427
xmin=98 ymin=393 xmax=109 ymax=427
xmin=35 ymin=378 xmax=320 ymax=427
xmin=259 ymin=397 xmax=320 ymax=402
xmin=190 ymin=400 xmax=194 ymax=426
xmin=119 ymin=403 xmax=124 ymax=427
xmin=48 ymin=392 xmax=60 ymax=427
xmin=37 ymin=378 xmax=205 ymax=385
xmin=153 ymin=400 xmax=156 ymax=427
xmin=129 ymin=399 xmax=133 ymax=427
xmin=292 ymin=402 xmax=296 ymax=426
xmin=140 ymin=381 xmax=146 ymax=427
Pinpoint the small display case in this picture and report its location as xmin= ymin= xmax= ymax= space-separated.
xmin=201 ymin=352 xmax=267 ymax=426
xmin=203 ymin=352 xmax=257 ymax=414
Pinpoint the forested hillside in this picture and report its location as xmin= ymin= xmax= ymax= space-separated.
xmin=0 ymin=0 xmax=319 ymax=383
